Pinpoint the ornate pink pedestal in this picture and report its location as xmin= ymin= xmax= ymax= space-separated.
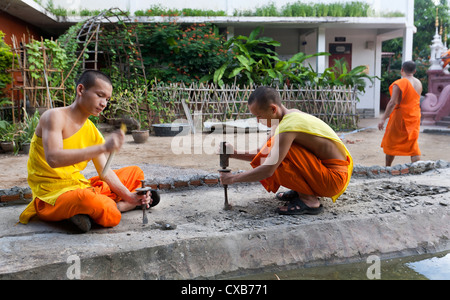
xmin=421 ymin=70 xmax=450 ymax=125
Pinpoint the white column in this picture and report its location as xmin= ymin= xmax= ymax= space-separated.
xmin=402 ymin=27 xmax=414 ymax=62
xmin=402 ymin=0 xmax=415 ymax=62
xmin=374 ymin=36 xmax=383 ymax=117
xmin=316 ymin=27 xmax=326 ymax=73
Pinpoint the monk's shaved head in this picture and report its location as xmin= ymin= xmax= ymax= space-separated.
xmin=248 ymin=87 xmax=282 ymax=109
xmin=402 ymin=61 xmax=416 ymax=75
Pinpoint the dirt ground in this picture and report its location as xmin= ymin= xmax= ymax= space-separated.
xmin=1 ymin=118 xmax=450 ymax=190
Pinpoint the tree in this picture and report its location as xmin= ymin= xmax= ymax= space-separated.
xmin=381 ymin=0 xmax=449 ymax=94
xmin=384 ymin=0 xmax=449 ymax=58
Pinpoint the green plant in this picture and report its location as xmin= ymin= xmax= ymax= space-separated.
xmin=137 ymin=22 xmax=231 ymax=84
xmin=210 ymin=27 xmax=283 ymax=86
xmin=234 ymin=1 xmax=374 ymax=17
xmin=27 ymin=39 xmax=67 ymax=81
xmin=327 ymin=58 xmax=378 ymax=92
xmin=0 ymin=120 xmax=16 ymax=142
xmin=26 ymin=38 xmax=68 ymax=104
xmin=210 ymin=27 xmax=329 ymax=87
xmin=57 ymin=22 xmax=85 ymax=100
xmin=12 ymin=109 xmax=39 ymax=154
xmin=102 ymin=86 xmax=152 ymax=129
xmin=135 ymin=6 xmax=226 ymax=17
xmin=0 ymin=31 xmax=17 ymax=98
xmin=16 ymin=110 xmax=39 ymax=144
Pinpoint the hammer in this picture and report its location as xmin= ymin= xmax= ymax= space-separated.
xmin=218 ymin=141 xmax=232 ymax=210
xmin=135 ymin=180 xmax=161 ymax=224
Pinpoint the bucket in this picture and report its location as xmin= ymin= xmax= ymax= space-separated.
xmin=152 ymin=123 xmax=190 ymax=137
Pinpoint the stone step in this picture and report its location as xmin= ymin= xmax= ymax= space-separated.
xmin=436 ymin=119 xmax=450 ymax=127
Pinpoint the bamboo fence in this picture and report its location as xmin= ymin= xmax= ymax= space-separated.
xmin=8 ymin=35 xmax=65 ymax=123
xmin=151 ymin=82 xmax=358 ymax=130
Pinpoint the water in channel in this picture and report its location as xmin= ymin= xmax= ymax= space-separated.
xmin=231 ymin=250 xmax=450 ymax=280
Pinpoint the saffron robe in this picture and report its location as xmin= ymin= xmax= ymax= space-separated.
xmin=381 ymin=78 xmax=421 ymax=156
xmin=250 ymin=112 xmax=353 ymax=202
xmin=442 ymin=50 xmax=450 ymax=68
xmin=19 ymin=120 xmax=142 ymax=226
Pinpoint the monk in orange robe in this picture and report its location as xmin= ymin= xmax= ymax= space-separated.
xmin=378 ymin=61 xmax=423 ymax=166
xmin=443 ymin=50 xmax=450 ymax=68
xmin=220 ymin=87 xmax=353 ymax=215
xmin=19 ymin=70 xmax=153 ymax=232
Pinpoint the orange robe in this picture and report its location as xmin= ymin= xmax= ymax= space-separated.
xmin=33 ymin=166 xmax=143 ymax=227
xmin=19 ymin=119 xmax=144 ymax=227
xmin=250 ymin=112 xmax=353 ymax=201
xmin=443 ymin=50 xmax=450 ymax=68
xmin=251 ymin=137 xmax=350 ymax=199
xmin=381 ymin=78 xmax=421 ymax=156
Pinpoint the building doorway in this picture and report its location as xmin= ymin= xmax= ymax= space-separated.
xmin=329 ymin=43 xmax=352 ymax=69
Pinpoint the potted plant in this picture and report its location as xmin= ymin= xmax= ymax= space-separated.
xmin=131 ymin=119 xmax=149 ymax=144
xmin=0 ymin=120 xmax=16 ymax=153
xmin=103 ymin=86 xmax=151 ymax=143
xmin=15 ymin=110 xmax=40 ymax=154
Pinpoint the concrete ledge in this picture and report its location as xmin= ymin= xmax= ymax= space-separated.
xmin=0 ymin=197 xmax=448 ymax=279
xmin=353 ymin=160 xmax=449 ymax=178
xmin=1 ymin=168 xmax=450 ymax=279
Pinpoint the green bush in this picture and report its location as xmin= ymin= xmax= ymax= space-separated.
xmin=0 ymin=31 xmax=17 ymax=99
xmin=234 ymin=1 xmax=373 ymax=17
xmin=137 ymin=22 xmax=231 ymax=84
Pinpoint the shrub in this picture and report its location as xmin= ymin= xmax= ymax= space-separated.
xmin=137 ymin=22 xmax=231 ymax=84
xmin=0 ymin=31 xmax=17 ymax=99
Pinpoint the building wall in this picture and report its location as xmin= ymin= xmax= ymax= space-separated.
xmin=0 ymin=11 xmax=41 ymax=100
xmin=0 ymin=11 xmax=41 ymax=46
xmin=234 ymin=26 xmax=378 ymax=111
xmin=36 ymin=0 xmax=416 ymax=116
xmin=326 ymin=28 xmax=378 ymax=111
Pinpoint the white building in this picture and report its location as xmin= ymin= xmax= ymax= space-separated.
xmin=2 ymin=0 xmax=417 ymax=117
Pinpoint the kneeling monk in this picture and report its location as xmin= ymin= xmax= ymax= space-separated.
xmin=219 ymin=87 xmax=353 ymax=215
xmin=19 ymin=70 xmax=152 ymax=232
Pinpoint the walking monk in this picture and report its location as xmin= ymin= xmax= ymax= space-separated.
xmin=19 ymin=70 xmax=153 ymax=232
xmin=378 ymin=61 xmax=423 ymax=166
xmin=219 ymin=87 xmax=353 ymax=215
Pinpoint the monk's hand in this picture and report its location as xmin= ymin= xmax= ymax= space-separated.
xmin=378 ymin=119 xmax=385 ymax=131
xmin=219 ymin=172 xmax=235 ymax=185
xmin=133 ymin=190 xmax=152 ymax=208
xmin=105 ymin=129 xmax=125 ymax=152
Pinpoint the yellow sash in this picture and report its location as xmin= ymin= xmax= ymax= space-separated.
xmin=275 ymin=112 xmax=353 ymax=201
xmin=19 ymin=119 xmax=105 ymax=224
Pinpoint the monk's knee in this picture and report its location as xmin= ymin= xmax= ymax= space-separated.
xmin=76 ymin=189 xmax=121 ymax=227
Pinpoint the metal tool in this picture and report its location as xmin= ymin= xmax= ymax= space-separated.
xmin=136 ymin=180 xmax=151 ymax=224
xmin=218 ymin=141 xmax=232 ymax=210
xmin=101 ymin=123 xmax=127 ymax=179
xmin=135 ymin=181 xmax=161 ymax=225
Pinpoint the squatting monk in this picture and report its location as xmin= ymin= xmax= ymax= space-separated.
xmin=19 ymin=70 xmax=153 ymax=232
xmin=378 ymin=61 xmax=423 ymax=166
xmin=219 ymin=87 xmax=353 ymax=215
